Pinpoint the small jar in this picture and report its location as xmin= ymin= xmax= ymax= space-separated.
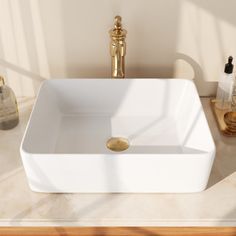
xmin=0 ymin=76 xmax=19 ymax=130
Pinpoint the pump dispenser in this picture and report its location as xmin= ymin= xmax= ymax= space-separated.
xmin=224 ymin=56 xmax=234 ymax=74
xmin=0 ymin=76 xmax=19 ymax=130
xmin=216 ymin=56 xmax=235 ymax=110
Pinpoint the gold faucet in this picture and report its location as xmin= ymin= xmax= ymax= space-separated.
xmin=109 ymin=16 xmax=127 ymax=78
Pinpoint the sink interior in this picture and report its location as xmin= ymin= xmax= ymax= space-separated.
xmin=22 ymin=79 xmax=214 ymax=156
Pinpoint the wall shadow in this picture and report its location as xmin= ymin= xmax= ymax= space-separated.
xmin=0 ymin=59 xmax=46 ymax=82
xmin=0 ymin=0 xmax=50 ymax=97
xmin=0 ymin=0 xmax=235 ymax=97
xmin=175 ymin=53 xmax=217 ymax=96
xmin=188 ymin=0 xmax=236 ymax=26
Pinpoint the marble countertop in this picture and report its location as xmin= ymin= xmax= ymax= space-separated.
xmin=0 ymin=97 xmax=236 ymax=227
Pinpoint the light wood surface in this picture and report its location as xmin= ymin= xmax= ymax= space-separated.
xmin=0 ymin=227 xmax=236 ymax=236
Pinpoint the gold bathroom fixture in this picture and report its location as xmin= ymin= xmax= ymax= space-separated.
xmin=106 ymin=137 xmax=129 ymax=152
xmin=109 ymin=16 xmax=127 ymax=78
xmin=211 ymin=99 xmax=236 ymax=136
xmin=0 ymin=76 xmax=4 ymax=85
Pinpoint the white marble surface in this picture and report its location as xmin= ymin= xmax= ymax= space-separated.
xmin=0 ymin=97 xmax=236 ymax=226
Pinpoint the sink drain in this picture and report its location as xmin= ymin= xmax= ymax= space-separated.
xmin=106 ymin=137 xmax=129 ymax=152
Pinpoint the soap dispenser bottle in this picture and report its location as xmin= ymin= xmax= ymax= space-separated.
xmin=216 ymin=56 xmax=234 ymax=110
xmin=0 ymin=76 xmax=19 ymax=130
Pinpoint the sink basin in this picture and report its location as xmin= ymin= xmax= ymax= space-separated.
xmin=21 ymin=79 xmax=215 ymax=193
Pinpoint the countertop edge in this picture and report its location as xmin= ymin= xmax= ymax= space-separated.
xmin=1 ymin=219 xmax=236 ymax=227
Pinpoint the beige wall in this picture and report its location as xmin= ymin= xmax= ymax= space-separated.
xmin=0 ymin=0 xmax=236 ymax=97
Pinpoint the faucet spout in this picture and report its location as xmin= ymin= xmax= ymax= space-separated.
xmin=109 ymin=16 xmax=127 ymax=78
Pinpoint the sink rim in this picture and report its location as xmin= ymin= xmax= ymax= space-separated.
xmin=20 ymin=78 xmax=216 ymax=193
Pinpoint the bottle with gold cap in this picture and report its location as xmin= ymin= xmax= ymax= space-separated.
xmin=0 ymin=76 xmax=19 ymax=130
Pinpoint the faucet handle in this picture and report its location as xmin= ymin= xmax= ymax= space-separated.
xmin=110 ymin=15 xmax=127 ymax=39
xmin=114 ymin=15 xmax=122 ymax=30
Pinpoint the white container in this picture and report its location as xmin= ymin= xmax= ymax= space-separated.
xmin=20 ymin=79 xmax=215 ymax=193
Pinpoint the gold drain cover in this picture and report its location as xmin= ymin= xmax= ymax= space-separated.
xmin=106 ymin=137 xmax=129 ymax=152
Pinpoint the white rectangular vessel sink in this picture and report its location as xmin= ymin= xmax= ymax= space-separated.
xmin=21 ymin=79 xmax=215 ymax=193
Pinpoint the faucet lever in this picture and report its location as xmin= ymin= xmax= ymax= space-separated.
xmin=114 ymin=16 xmax=122 ymax=30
